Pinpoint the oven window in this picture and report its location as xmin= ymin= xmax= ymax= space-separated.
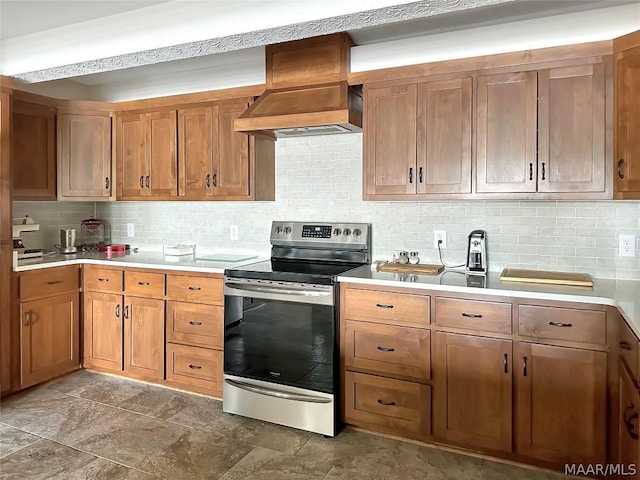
xmin=224 ymin=297 xmax=335 ymax=394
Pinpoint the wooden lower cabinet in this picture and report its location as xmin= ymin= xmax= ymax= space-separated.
xmin=617 ymin=360 xmax=640 ymax=473
xmin=166 ymin=343 xmax=222 ymax=396
xmin=515 ymin=342 xmax=607 ymax=466
xmin=344 ymin=371 xmax=431 ymax=440
xmin=124 ymin=296 xmax=165 ymax=381
xmin=83 ymin=292 xmax=123 ymax=372
xmin=433 ymin=332 xmax=513 ymax=453
xmin=20 ymin=291 xmax=80 ymax=388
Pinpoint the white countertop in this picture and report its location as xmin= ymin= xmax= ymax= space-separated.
xmin=14 ymin=251 xmax=266 ymax=275
xmin=338 ymin=267 xmax=640 ymax=338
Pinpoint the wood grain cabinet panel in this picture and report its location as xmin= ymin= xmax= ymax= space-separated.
xmin=433 ymin=332 xmax=513 ymax=453
xmin=166 ymin=301 xmax=223 ymax=349
xmin=615 ymin=40 xmax=640 ymax=198
xmin=538 ymin=64 xmax=605 ymax=193
xmin=344 ymin=371 xmax=431 ymax=441
xmin=344 ymin=320 xmax=430 ymax=381
xmin=343 ymin=288 xmax=429 ymax=327
xmin=20 ymin=292 xmax=80 ymax=388
xmin=518 ymin=305 xmax=606 ymax=345
xmin=416 ymin=77 xmax=472 ymax=194
xmin=11 ymin=99 xmax=56 ymax=200
xmin=124 ymin=296 xmax=165 ymax=381
xmin=19 ymin=265 xmax=79 ymax=300
xmin=124 ymin=270 xmax=165 ymax=298
xmin=83 ymin=291 xmax=123 ymax=372
xmin=618 ymin=319 xmax=639 ymax=382
xmin=435 ymin=297 xmax=512 ymax=334
xmin=165 ymin=274 xmax=223 ymax=304
xmin=83 ymin=266 xmax=123 ymax=293
xmin=166 ymin=343 xmax=222 ymax=396
xmin=363 ymin=84 xmax=417 ymax=195
xmin=116 ymin=113 xmax=146 ymax=198
xmin=58 ymin=112 xmax=112 ymax=200
xmin=146 ymin=110 xmax=177 ymax=196
xmin=616 ymin=360 xmax=640 ymax=471
xmin=216 ymin=102 xmax=251 ymax=197
xmin=516 ymin=342 xmax=606 ymax=466
xmin=178 ymin=106 xmax=217 ymax=199
xmin=476 ymin=71 xmax=538 ymax=193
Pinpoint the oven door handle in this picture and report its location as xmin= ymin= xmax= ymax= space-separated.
xmin=224 ymin=282 xmax=332 ymax=298
xmin=225 ymin=378 xmax=331 ymax=404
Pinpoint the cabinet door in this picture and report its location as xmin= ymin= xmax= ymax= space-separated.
xmin=1 ymin=92 xmax=11 ymax=394
xmin=617 ymin=360 xmax=640 ymax=471
xmin=476 ymin=72 xmax=537 ymax=193
xmin=516 ymin=343 xmax=606 ymax=465
xmin=20 ymin=292 xmax=80 ymax=388
xmin=215 ymin=102 xmax=250 ymax=197
xmin=178 ymin=106 xmax=216 ymax=199
xmin=416 ymin=78 xmax=472 ymax=194
xmin=84 ymin=292 xmax=123 ymax=372
xmin=433 ymin=332 xmax=512 ymax=453
xmin=538 ymin=64 xmax=606 ymax=193
xmin=615 ymin=44 xmax=640 ymax=196
xmin=58 ymin=113 xmax=112 ymax=200
xmin=145 ymin=110 xmax=177 ymax=197
xmin=364 ymin=84 xmax=417 ymax=196
xmin=116 ymin=113 xmax=146 ymax=198
xmin=11 ymin=100 xmax=56 ymax=200
xmin=124 ymin=296 xmax=164 ymax=381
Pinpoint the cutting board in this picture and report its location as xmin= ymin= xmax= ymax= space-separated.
xmin=196 ymin=254 xmax=257 ymax=263
xmin=379 ymin=262 xmax=444 ymax=275
xmin=500 ymin=268 xmax=593 ymax=287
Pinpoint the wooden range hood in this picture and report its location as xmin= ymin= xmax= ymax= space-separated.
xmin=234 ymin=33 xmax=362 ymax=138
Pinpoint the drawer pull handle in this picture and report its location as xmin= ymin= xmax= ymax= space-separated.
xmin=375 ymin=303 xmax=394 ymax=309
xmin=188 ymin=364 xmax=202 ymax=370
xmin=523 ymin=356 xmax=528 ymax=377
xmin=189 ymin=321 xmax=202 ymax=326
xmin=620 ymin=341 xmax=633 ymax=351
xmin=137 ymin=281 xmax=150 ymax=286
xmin=376 ymin=346 xmax=395 ymax=352
xmin=98 ymin=278 xmax=110 ymax=282
xmin=461 ymin=313 xmax=482 ymax=318
xmin=115 ymin=304 xmax=120 ymax=318
xmin=503 ymin=353 xmax=508 ymax=374
xmin=124 ymin=305 xmax=129 ymax=319
xmin=44 ymin=280 xmax=62 ymax=286
xmin=548 ymin=321 xmax=572 ymax=328
xmin=188 ymin=286 xmax=201 ymax=291
xmin=377 ymin=399 xmax=396 ymax=406
xmin=23 ymin=311 xmax=32 ymax=325
xmin=624 ymin=404 xmax=639 ymax=440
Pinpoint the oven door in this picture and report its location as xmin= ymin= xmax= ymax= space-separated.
xmin=223 ymin=277 xmax=338 ymax=435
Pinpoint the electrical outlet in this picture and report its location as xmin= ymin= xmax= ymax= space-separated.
xmin=619 ymin=234 xmax=635 ymax=257
xmin=230 ymin=225 xmax=239 ymax=241
xmin=126 ymin=223 xmax=134 ymax=238
xmin=434 ymin=230 xmax=446 ymax=249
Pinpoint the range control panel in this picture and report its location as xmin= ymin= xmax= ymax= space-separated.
xmin=302 ymin=225 xmax=332 ymax=238
xmin=271 ymin=221 xmax=371 ymax=249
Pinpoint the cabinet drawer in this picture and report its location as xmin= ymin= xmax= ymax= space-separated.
xmin=166 ymin=343 xmax=222 ymax=396
xmin=345 ymin=320 xmax=430 ymax=381
xmin=20 ymin=265 xmax=79 ymax=300
xmin=166 ymin=274 xmax=223 ymax=304
xmin=84 ymin=266 xmax=123 ymax=293
xmin=344 ymin=371 xmax=431 ymax=440
xmin=124 ymin=271 xmax=165 ymax=297
xmin=519 ymin=305 xmax=606 ymax=345
xmin=166 ymin=301 xmax=223 ymax=349
xmin=344 ymin=288 xmax=430 ymax=327
xmin=435 ymin=297 xmax=512 ymax=334
xmin=618 ymin=319 xmax=639 ymax=381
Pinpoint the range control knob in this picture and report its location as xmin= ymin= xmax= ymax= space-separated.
xmin=275 ymin=226 xmax=283 ymax=234
xmin=333 ymin=228 xmax=342 ymax=236
xmin=343 ymin=228 xmax=351 ymax=236
xmin=353 ymin=228 xmax=362 ymax=237
xmin=283 ymin=226 xmax=292 ymax=235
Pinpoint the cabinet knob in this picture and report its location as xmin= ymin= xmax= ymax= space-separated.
xmin=618 ymin=159 xmax=625 ymax=179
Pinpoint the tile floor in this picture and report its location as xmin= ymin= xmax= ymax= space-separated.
xmin=0 ymin=371 xmax=574 ymax=479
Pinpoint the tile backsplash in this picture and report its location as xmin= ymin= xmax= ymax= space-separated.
xmin=15 ymin=134 xmax=640 ymax=279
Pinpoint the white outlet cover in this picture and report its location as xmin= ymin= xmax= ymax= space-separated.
xmin=619 ymin=234 xmax=636 ymax=257
xmin=230 ymin=225 xmax=239 ymax=241
xmin=126 ymin=223 xmax=134 ymax=238
xmin=434 ymin=230 xmax=446 ymax=249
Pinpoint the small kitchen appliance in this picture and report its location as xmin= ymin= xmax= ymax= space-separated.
xmin=466 ymin=230 xmax=487 ymax=274
xmin=12 ymin=216 xmax=44 ymax=260
xmin=223 ymin=221 xmax=371 ymax=437
xmin=57 ymin=228 xmax=78 ymax=254
xmin=80 ymin=217 xmax=109 ymax=248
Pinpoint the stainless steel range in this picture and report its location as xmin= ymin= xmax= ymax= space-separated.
xmin=223 ymin=221 xmax=371 ymax=436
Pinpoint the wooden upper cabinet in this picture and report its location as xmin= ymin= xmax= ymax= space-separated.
xmin=538 ymin=64 xmax=606 ymax=193
xmin=516 ymin=343 xmax=606 ymax=466
xmin=614 ymin=31 xmax=640 ymax=198
xmin=416 ymin=77 xmax=472 ymax=194
xmin=476 ymin=71 xmax=538 ymax=193
xmin=216 ymin=102 xmax=250 ymax=197
xmin=364 ymin=83 xmax=417 ymax=196
xmin=178 ymin=106 xmax=216 ymax=199
xmin=58 ymin=112 xmax=112 ymax=200
xmin=11 ymin=99 xmax=57 ymax=200
xmin=116 ymin=109 xmax=177 ymax=199
xmin=116 ymin=113 xmax=146 ymax=198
